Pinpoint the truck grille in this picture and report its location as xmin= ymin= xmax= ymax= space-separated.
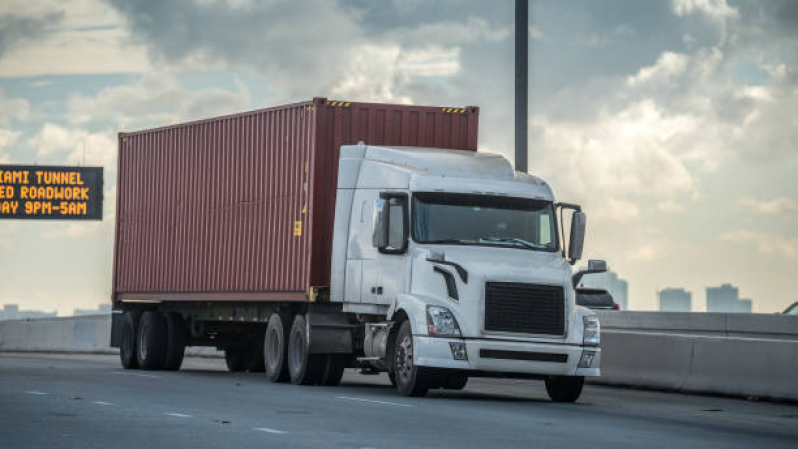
xmin=484 ymin=282 xmax=565 ymax=336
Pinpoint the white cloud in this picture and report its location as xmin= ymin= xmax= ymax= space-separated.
xmin=627 ymin=52 xmax=688 ymax=87
xmin=657 ymin=200 xmax=687 ymax=213
xmin=672 ymin=0 xmax=739 ymax=22
xmin=720 ymin=230 xmax=798 ymax=260
xmin=737 ymin=197 xmax=798 ymax=215
xmin=0 ymin=128 xmax=21 ymax=149
xmin=27 ymin=124 xmax=116 ymax=169
xmin=0 ymin=0 xmax=150 ymax=77
xmin=531 ymin=99 xmax=698 ymax=200
xmin=331 ymin=44 xmax=463 ymax=103
xmin=67 ymin=74 xmax=251 ymax=129
xmin=0 ymin=89 xmax=30 ymax=124
xmin=0 ymin=128 xmax=20 ymax=163
xmin=625 ymin=243 xmax=663 ymax=262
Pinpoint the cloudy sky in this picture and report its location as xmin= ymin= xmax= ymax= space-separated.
xmin=0 ymin=0 xmax=796 ymax=315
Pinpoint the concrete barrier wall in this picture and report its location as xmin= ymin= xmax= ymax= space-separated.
xmin=0 ymin=315 xmax=221 ymax=357
xmin=593 ymin=311 xmax=798 ymax=401
xmin=2 ymin=312 xmax=796 ymax=401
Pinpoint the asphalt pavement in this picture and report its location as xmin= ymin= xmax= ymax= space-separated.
xmin=1 ymin=352 xmax=796 ymax=449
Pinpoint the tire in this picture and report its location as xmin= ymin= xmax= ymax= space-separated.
xmin=318 ymin=354 xmax=346 ymax=386
xmin=442 ymin=374 xmax=468 ymax=390
xmin=225 ymin=348 xmax=248 ymax=372
xmin=287 ymin=314 xmax=325 ymax=385
xmin=387 ymin=370 xmax=396 ymax=387
xmin=119 ymin=311 xmax=139 ymax=369
xmin=136 ymin=311 xmax=168 ymax=370
xmin=393 ymin=321 xmax=431 ymax=397
xmin=264 ymin=312 xmax=292 ymax=382
xmin=246 ymin=336 xmax=266 ymax=373
xmin=163 ymin=313 xmax=186 ymax=371
xmin=545 ymin=376 xmax=585 ymax=403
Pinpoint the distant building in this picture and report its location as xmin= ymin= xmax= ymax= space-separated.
xmin=659 ymin=288 xmax=692 ymax=312
xmin=0 ymin=304 xmax=57 ymax=321
xmin=706 ymin=284 xmax=753 ymax=313
xmin=580 ymin=270 xmax=629 ymax=310
xmin=72 ymin=304 xmax=112 ymax=317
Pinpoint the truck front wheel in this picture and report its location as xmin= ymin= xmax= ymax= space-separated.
xmin=544 ymin=376 xmax=584 ymax=403
xmin=393 ymin=321 xmax=431 ymax=397
xmin=119 ymin=311 xmax=139 ymax=369
xmin=264 ymin=312 xmax=292 ymax=382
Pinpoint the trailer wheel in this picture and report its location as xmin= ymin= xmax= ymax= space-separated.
xmin=163 ymin=313 xmax=186 ymax=371
xmin=119 ymin=311 xmax=139 ymax=369
xmin=318 ymin=355 xmax=346 ymax=386
xmin=264 ymin=312 xmax=292 ymax=382
xmin=287 ymin=314 xmax=325 ymax=385
xmin=247 ymin=336 xmax=266 ymax=373
xmin=544 ymin=376 xmax=584 ymax=403
xmin=393 ymin=321 xmax=431 ymax=397
xmin=136 ymin=311 xmax=167 ymax=370
xmin=225 ymin=348 xmax=248 ymax=372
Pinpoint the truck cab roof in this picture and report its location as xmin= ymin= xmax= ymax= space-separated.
xmin=340 ymin=144 xmax=555 ymax=201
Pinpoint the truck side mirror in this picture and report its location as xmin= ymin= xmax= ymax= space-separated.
xmin=372 ymin=198 xmax=389 ymax=248
xmin=572 ymin=259 xmax=607 ymax=287
xmin=568 ymin=211 xmax=586 ymax=264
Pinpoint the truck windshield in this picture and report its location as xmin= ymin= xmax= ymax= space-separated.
xmin=412 ymin=192 xmax=558 ymax=251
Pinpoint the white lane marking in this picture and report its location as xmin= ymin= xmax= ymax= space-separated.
xmin=93 ymin=401 xmax=113 ymax=406
xmin=25 ymin=391 xmax=50 ymax=395
xmin=335 ymin=396 xmax=414 ymax=408
xmin=113 ymin=371 xmax=160 ymax=379
xmin=164 ymin=413 xmax=193 ymax=418
xmin=254 ymin=427 xmax=287 ymax=435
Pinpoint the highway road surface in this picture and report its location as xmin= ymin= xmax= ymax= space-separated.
xmin=1 ymin=352 xmax=796 ymax=449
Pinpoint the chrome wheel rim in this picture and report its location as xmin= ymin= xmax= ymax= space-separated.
xmin=395 ymin=334 xmax=413 ymax=384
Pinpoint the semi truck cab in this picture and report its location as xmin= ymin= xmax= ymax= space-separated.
xmin=330 ymin=143 xmax=601 ymax=399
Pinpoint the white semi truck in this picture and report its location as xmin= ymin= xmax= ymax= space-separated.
xmin=112 ymin=99 xmax=602 ymax=402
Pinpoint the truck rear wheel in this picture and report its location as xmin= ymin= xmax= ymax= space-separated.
xmin=137 ymin=311 xmax=167 ymax=370
xmin=264 ymin=312 xmax=292 ymax=382
xmin=120 ymin=311 xmax=139 ymax=369
xmin=225 ymin=348 xmax=248 ymax=372
xmin=163 ymin=313 xmax=186 ymax=371
xmin=287 ymin=314 xmax=325 ymax=385
xmin=544 ymin=376 xmax=584 ymax=403
xmin=394 ymin=321 xmax=431 ymax=397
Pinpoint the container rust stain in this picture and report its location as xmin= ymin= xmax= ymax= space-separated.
xmin=112 ymin=98 xmax=479 ymax=303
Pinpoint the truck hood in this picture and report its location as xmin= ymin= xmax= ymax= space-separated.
xmin=425 ymin=245 xmax=571 ymax=286
xmin=410 ymin=244 xmax=575 ymax=341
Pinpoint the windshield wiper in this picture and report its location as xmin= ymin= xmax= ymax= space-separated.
xmin=481 ymin=237 xmax=542 ymax=249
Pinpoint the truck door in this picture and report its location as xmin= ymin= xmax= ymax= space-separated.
xmin=362 ymin=193 xmax=409 ymax=306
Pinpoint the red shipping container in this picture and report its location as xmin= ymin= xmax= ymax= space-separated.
xmin=112 ymin=98 xmax=479 ymax=303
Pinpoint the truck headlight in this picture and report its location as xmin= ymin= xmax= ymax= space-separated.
xmin=583 ymin=315 xmax=600 ymax=346
xmin=427 ymin=306 xmax=462 ymax=337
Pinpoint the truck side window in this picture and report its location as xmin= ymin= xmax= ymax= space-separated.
xmin=381 ymin=195 xmax=408 ymax=254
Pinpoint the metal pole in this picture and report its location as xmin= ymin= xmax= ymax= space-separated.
xmin=515 ymin=0 xmax=528 ymax=173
